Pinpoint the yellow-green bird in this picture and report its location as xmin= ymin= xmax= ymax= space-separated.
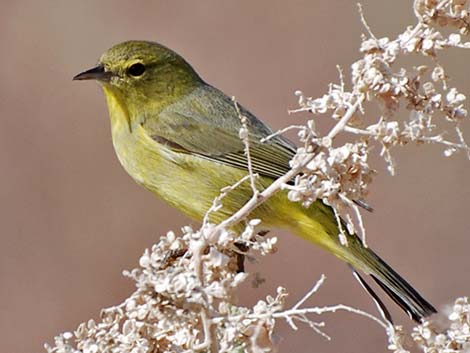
xmin=74 ymin=40 xmax=436 ymax=322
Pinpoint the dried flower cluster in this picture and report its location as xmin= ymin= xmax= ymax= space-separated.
xmin=47 ymin=0 xmax=470 ymax=352
xmin=46 ymin=222 xmax=280 ymax=353
xmin=289 ymin=0 xmax=470 ymax=241
xmin=287 ymin=139 xmax=373 ymax=244
xmin=45 ymin=225 xmax=382 ymax=353
xmin=387 ymin=297 xmax=470 ymax=353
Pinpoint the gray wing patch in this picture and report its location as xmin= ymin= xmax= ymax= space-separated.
xmin=144 ymin=83 xmax=297 ymax=180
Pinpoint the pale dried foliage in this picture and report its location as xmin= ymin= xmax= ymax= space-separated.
xmin=389 ymin=297 xmax=470 ymax=353
xmin=47 ymin=1 xmax=470 ymax=352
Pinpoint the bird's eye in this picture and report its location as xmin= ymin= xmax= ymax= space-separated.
xmin=127 ymin=63 xmax=146 ymax=77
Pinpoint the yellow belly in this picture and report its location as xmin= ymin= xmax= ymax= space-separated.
xmin=112 ymin=121 xmax=270 ymax=223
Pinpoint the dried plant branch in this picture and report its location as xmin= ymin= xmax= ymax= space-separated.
xmin=233 ymin=96 xmax=260 ymax=196
xmin=219 ymin=97 xmax=363 ymax=231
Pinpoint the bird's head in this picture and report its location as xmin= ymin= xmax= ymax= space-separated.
xmin=74 ymin=40 xmax=202 ymax=112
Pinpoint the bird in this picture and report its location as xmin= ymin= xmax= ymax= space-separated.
xmin=73 ymin=40 xmax=436 ymax=322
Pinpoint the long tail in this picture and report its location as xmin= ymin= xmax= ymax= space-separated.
xmin=361 ymin=245 xmax=437 ymax=322
xmin=279 ymin=200 xmax=437 ymax=322
xmin=345 ymin=236 xmax=437 ymax=322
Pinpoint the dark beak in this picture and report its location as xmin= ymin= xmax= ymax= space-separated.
xmin=73 ymin=65 xmax=112 ymax=81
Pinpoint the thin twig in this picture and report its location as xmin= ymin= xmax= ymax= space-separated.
xmin=293 ymin=275 xmax=327 ymax=310
xmin=233 ymin=96 xmax=259 ymax=196
xmin=260 ymin=125 xmax=306 ymax=143
xmin=272 ymin=304 xmax=388 ymax=329
xmin=285 ymin=275 xmax=327 ymax=330
xmin=337 ymin=65 xmax=345 ymax=92
xmin=357 ymin=3 xmax=378 ymax=40
xmin=218 ymin=98 xmax=363 ymax=230
xmin=203 ymin=175 xmax=252 ymax=225
xmin=191 ymin=240 xmax=218 ymax=352
xmin=339 ymin=194 xmax=368 ymax=248
xmin=455 ymin=125 xmax=470 ymax=159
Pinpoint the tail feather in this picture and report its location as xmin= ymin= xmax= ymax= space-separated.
xmin=351 ymin=268 xmax=395 ymax=324
xmin=287 ymin=201 xmax=436 ymax=322
xmin=361 ymin=247 xmax=437 ymax=322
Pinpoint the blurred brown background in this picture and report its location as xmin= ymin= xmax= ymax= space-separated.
xmin=2 ymin=1 xmax=470 ymax=352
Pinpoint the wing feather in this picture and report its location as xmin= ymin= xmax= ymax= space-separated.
xmin=141 ymin=84 xmax=296 ymax=180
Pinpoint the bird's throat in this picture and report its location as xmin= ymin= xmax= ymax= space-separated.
xmin=102 ymin=85 xmax=133 ymax=134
